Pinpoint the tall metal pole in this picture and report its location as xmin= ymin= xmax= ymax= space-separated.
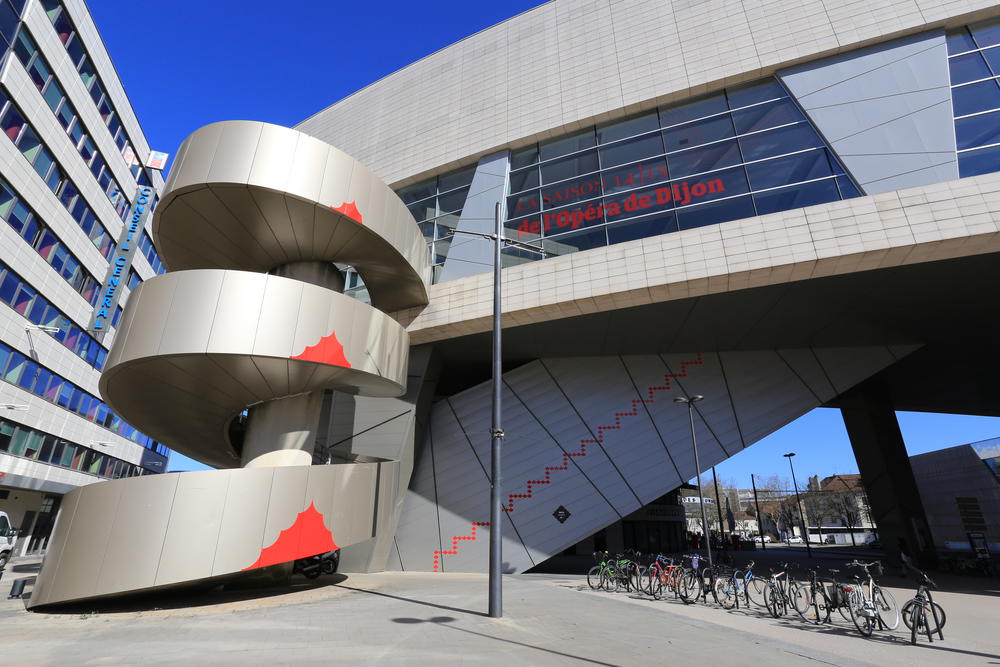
xmin=682 ymin=398 xmax=712 ymax=567
xmin=784 ymin=453 xmax=812 ymax=558
xmin=488 ymin=202 xmax=504 ymax=618
xmin=712 ymin=466 xmax=726 ymax=540
xmin=751 ymin=473 xmax=766 ymax=551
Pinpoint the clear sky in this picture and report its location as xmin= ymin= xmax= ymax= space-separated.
xmin=86 ymin=4 xmax=1000 ymax=477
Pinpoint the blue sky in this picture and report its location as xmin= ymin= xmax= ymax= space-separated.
xmin=87 ymin=4 xmax=1000 ymax=478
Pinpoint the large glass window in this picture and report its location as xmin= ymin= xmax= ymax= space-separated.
xmin=401 ymin=77 xmax=859 ymax=279
xmin=948 ymin=19 xmax=1000 ymax=180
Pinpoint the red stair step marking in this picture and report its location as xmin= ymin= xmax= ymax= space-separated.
xmin=432 ymin=353 xmax=703 ymax=570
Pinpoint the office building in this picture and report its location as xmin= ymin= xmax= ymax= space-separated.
xmin=0 ymin=0 xmax=168 ymax=563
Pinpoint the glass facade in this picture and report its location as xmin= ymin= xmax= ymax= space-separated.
xmin=0 ymin=416 xmax=157 ymax=479
xmin=39 ymin=0 xmax=154 ymax=187
xmin=10 ymin=25 xmax=131 ymax=218
xmin=0 ymin=340 xmax=166 ymax=457
xmin=503 ymin=78 xmax=858 ymax=262
xmin=395 ymin=165 xmax=475 ymax=283
xmin=396 ymin=78 xmax=860 ymax=279
xmin=0 ymin=87 xmax=119 ymax=260
xmin=0 ymin=175 xmax=101 ymax=306
xmin=948 ymin=18 xmax=1000 ymax=178
xmin=0 ymin=259 xmax=108 ymax=370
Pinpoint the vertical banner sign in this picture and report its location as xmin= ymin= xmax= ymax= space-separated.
xmin=87 ymin=186 xmax=154 ymax=339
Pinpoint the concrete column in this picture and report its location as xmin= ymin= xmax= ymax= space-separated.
xmin=839 ymin=381 xmax=935 ymax=564
xmin=241 ymin=261 xmax=345 ymax=468
xmin=241 ymin=392 xmax=326 ymax=467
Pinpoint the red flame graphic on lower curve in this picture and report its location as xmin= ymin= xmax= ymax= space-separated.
xmin=243 ymin=502 xmax=338 ymax=570
xmin=291 ymin=330 xmax=352 ymax=368
xmin=331 ymin=201 xmax=363 ymax=224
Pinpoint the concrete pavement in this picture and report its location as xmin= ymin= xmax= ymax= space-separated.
xmin=0 ymin=568 xmax=997 ymax=665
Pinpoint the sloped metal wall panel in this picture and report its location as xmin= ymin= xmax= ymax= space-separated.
xmin=393 ymin=346 xmax=912 ymax=572
xmin=504 ymin=362 xmax=640 ymax=515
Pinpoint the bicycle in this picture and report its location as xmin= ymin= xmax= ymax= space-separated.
xmin=845 ymin=560 xmax=899 ymax=637
xmin=792 ymin=566 xmax=833 ymax=624
xmin=643 ymin=554 xmax=685 ymax=600
xmin=733 ymin=560 xmax=767 ymax=608
xmin=587 ymin=551 xmax=611 ymax=590
xmin=902 ymin=567 xmax=945 ymax=645
xmin=763 ymin=562 xmax=797 ymax=618
xmin=714 ymin=564 xmax=751 ymax=610
xmin=675 ymin=553 xmax=704 ymax=603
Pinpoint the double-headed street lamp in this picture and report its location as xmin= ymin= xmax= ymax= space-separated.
xmin=449 ymin=203 xmax=545 ymax=619
xmin=674 ymin=394 xmax=712 ymax=567
xmin=783 ymin=452 xmax=813 ymax=558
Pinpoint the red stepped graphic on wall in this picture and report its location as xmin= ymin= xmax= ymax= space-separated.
xmin=330 ymin=201 xmax=363 ymax=224
xmin=432 ymin=352 xmax=704 ymax=571
xmin=243 ymin=501 xmax=338 ymax=570
xmin=291 ymin=330 xmax=352 ymax=368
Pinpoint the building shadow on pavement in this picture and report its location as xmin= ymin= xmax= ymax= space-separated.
xmin=390 ymin=616 xmax=618 ymax=666
xmin=334 ymin=583 xmax=487 ymax=617
xmin=32 ymin=572 xmax=348 ymax=614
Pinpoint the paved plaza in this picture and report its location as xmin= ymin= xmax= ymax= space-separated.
xmin=0 ymin=554 xmax=997 ymax=666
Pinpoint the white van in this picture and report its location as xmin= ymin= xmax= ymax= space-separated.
xmin=0 ymin=511 xmax=15 ymax=569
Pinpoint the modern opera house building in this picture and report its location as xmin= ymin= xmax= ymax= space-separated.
xmin=27 ymin=0 xmax=1000 ymax=606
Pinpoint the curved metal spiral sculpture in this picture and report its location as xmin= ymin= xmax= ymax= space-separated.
xmin=28 ymin=122 xmax=429 ymax=608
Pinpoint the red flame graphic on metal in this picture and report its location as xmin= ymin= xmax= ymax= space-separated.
xmin=243 ymin=501 xmax=338 ymax=570
xmin=291 ymin=330 xmax=352 ymax=368
xmin=330 ymin=201 xmax=363 ymax=224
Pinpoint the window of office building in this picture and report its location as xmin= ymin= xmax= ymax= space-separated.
xmin=0 ymin=417 xmax=158 ymax=479
xmin=0 ymin=88 xmax=118 ymax=260
xmin=0 ymin=340 xmax=167 ymax=456
xmin=0 ymin=259 xmax=108 ymax=370
xmin=39 ymin=0 xmax=156 ymax=187
xmin=503 ymin=78 xmax=859 ymax=264
xmin=9 ymin=26 xmax=131 ymax=218
xmin=948 ymin=18 xmax=1000 ymax=177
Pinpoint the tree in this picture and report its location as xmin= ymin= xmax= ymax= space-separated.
xmin=802 ymin=490 xmax=831 ymax=543
xmin=829 ymin=490 xmax=863 ymax=547
xmin=753 ymin=475 xmax=791 ymax=539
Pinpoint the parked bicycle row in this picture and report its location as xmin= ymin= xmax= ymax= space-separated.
xmin=586 ymin=550 xmax=945 ymax=645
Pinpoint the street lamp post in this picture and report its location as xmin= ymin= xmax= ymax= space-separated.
xmin=674 ymin=395 xmax=711 ymax=567
xmin=784 ymin=452 xmax=812 ymax=558
xmin=449 ymin=203 xmax=545 ymax=618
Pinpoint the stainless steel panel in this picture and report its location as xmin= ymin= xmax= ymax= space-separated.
xmin=97 ymin=474 xmax=178 ymax=595
xmin=212 ymin=466 xmax=274 ymax=575
xmin=157 ymin=270 xmax=225 ymax=356
xmin=156 ymin=470 xmax=229 ymax=585
xmin=205 ymin=121 xmax=262 ymax=186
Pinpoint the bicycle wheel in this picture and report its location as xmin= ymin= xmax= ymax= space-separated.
xmin=849 ymin=589 xmax=874 ymax=637
xmin=631 ymin=564 xmax=647 ymax=594
xmin=910 ymin=602 xmax=925 ymax=644
xmin=587 ymin=565 xmax=602 ymax=590
xmin=746 ymin=575 xmax=767 ymax=607
xmin=716 ymin=577 xmax=736 ymax=609
xmin=874 ymin=587 xmax=899 ymax=630
xmin=836 ymin=585 xmax=854 ymax=622
xmin=902 ymin=600 xmax=946 ymax=631
xmin=764 ymin=581 xmax=784 ymax=618
xmin=651 ymin=570 xmax=666 ymax=599
xmin=679 ymin=569 xmax=701 ymax=603
xmin=792 ymin=585 xmax=825 ymax=624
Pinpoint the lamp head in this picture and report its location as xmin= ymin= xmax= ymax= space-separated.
xmin=784 ymin=452 xmax=795 ymax=458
